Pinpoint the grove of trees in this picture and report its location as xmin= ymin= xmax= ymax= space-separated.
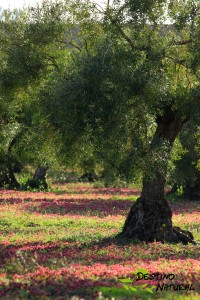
xmin=0 ymin=0 xmax=199 ymax=244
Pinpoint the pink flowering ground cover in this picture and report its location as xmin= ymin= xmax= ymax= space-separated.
xmin=0 ymin=183 xmax=199 ymax=299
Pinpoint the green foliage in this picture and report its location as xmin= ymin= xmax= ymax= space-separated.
xmin=0 ymin=2 xmax=70 ymax=186
xmin=42 ymin=0 xmax=200 ymax=186
xmin=170 ymin=122 xmax=200 ymax=190
xmin=0 ymin=0 xmax=199 ymax=188
xmin=46 ymin=27 xmax=149 ymax=184
xmin=96 ymin=285 xmax=156 ymax=299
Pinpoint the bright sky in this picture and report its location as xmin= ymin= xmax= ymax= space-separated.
xmin=0 ymin=0 xmax=37 ymax=9
xmin=0 ymin=0 xmax=106 ymax=10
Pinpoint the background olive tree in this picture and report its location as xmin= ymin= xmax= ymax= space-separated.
xmin=0 ymin=2 xmax=69 ymax=188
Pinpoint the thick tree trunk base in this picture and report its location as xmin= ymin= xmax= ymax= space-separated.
xmin=119 ymin=197 xmax=196 ymax=245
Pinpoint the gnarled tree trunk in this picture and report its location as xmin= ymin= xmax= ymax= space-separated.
xmin=120 ymin=109 xmax=196 ymax=245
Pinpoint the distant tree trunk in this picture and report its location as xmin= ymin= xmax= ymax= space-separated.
xmin=27 ymin=166 xmax=48 ymax=189
xmin=6 ymin=139 xmax=20 ymax=189
xmin=120 ymin=108 xmax=196 ymax=244
xmin=184 ymin=179 xmax=200 ymax=200
xmin=7 ymin=164 xmax=20 ymax=189
xmin=0 ymin=170 xmax=10 ymax=188
xmin=166 ymin=182 xmax=178 ymax=195
xmin=33 ymin=166 xmax=48 ymax=189
xmin=0 ymin=167 xmax=20 ymax=189
xmin=78 ymin=172 xmax=99 ymax=182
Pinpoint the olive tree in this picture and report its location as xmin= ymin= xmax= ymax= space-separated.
xmin=49 ymin=0 xmax=200 ymax=244
xmin=0 ymin=2 xmax=68 ymax=188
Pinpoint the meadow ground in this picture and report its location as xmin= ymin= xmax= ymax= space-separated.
xmin=0 ymin=183 xmax=199 ymax=299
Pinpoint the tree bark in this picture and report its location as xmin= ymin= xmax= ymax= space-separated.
xmin=120 ymin=109 xmax=196 ymax=244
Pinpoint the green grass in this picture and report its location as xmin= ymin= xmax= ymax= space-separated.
xmin=0 ymin=184 xmax=199 ymax=299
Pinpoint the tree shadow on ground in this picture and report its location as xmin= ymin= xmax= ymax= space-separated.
xmin=0 ymin=234 xmax=199 ymax=271
xmin=170 ymin=202 xmax=200 ymax=215
xmin=51 ymin=186 xmax=141 ymax=196
xmin=21 ymin=198 xmax=133 ymax=216
xmin=1 ymin=196 xmax=199 ymax=216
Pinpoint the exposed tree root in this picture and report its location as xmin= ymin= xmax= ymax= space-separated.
xmin=120 ymin=197 xmax=196 ymax=245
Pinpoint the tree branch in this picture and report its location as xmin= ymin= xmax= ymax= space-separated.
xmin=56 ymin=39 xmax=82 ymax=51
xmin=165 ymin=55 xmax=186 ymax=65
xmin=82 ymin=37 xmax=89 ymax=54
xmin=110 ymin=19 xmax=135 ymax=50
xmin=173 ymin=39 xmax=192 ymax=46
xmin=46 ymin=55 xmax=60 ymax=70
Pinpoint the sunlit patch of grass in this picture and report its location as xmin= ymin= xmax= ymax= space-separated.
xmin=0 ymin=204 xmax=124 ymax=246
